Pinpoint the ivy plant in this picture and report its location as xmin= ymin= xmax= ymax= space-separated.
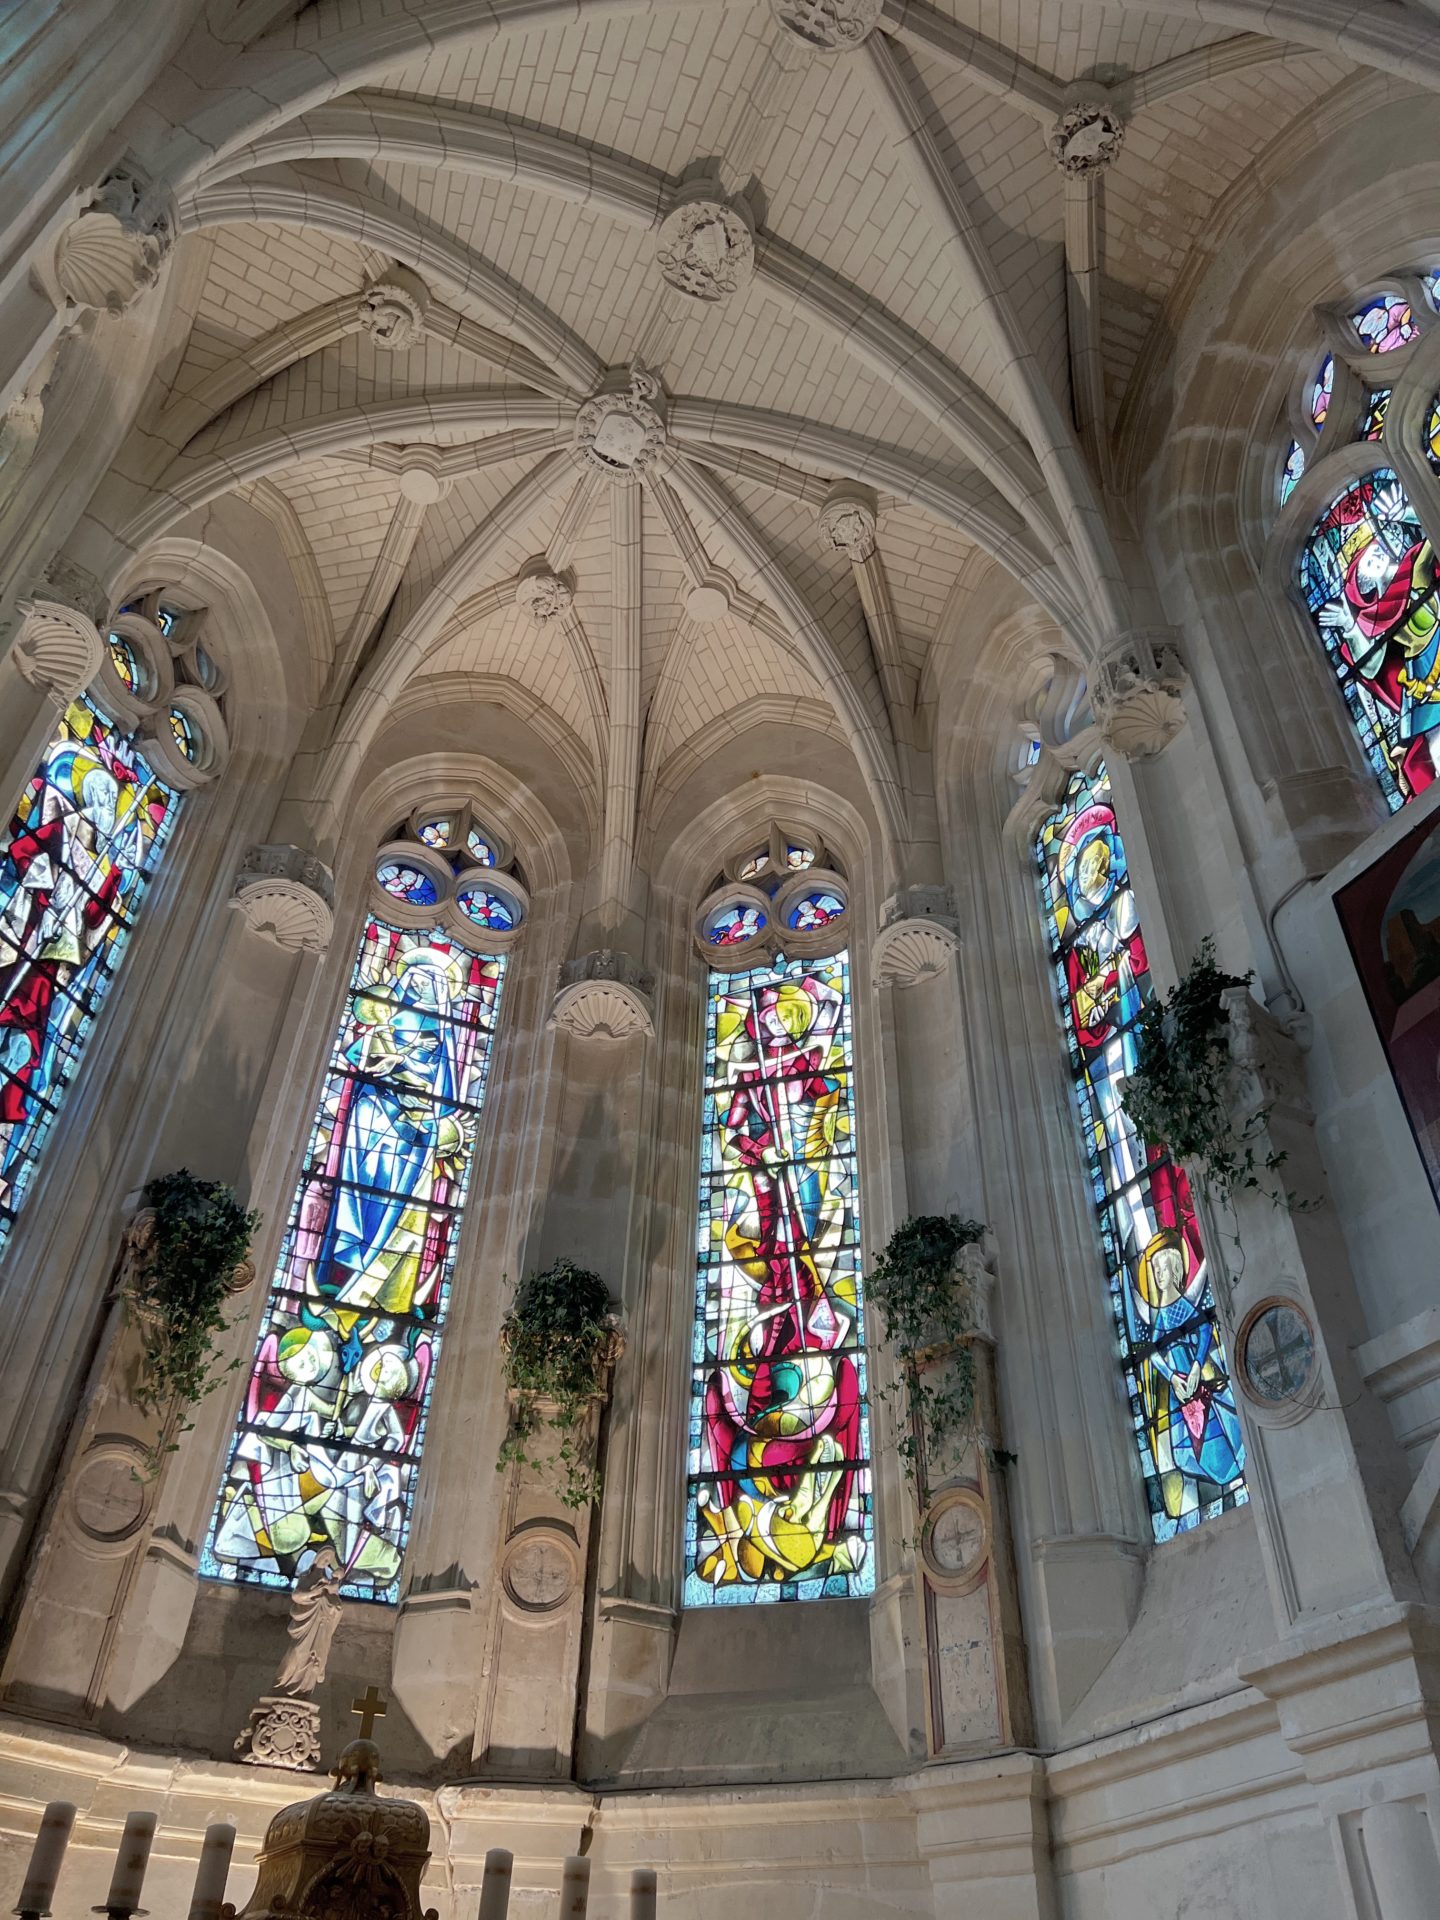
xmin=1120 ymin=938 xmax=1288 ymax=1206
xmin=868 ymin=1213 xmax=987 ymax=1497
xmin=124 ymin=1169 xmax=259 ymax=1464
xmin=497 ymin=1258 xmax=617 ymax=1508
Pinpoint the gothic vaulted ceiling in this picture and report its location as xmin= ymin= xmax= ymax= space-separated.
xmin=104 ymin=0 xmax=1381 ymax=848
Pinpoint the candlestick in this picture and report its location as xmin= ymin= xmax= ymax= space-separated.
xmin=187 ymin=1824 xmax=236 ymax=1920
xmin=15 ymin=1801 xmax=76 ymax=1917
xmin=478 ymin=1848 xmax=513 ymax=1920
xmin=629 ymin=1867 xmax=656 ymax=1920
xmin=559 ymin=1855 xmax=591 ymax=1920
xmin=98 ymin=1811 xmax=156 ymax=1917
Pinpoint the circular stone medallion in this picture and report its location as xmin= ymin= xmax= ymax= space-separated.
xmin=919 ymin=1488 xmax=991 ymax=1594
xmin=502 ymin=1530 xmax=576 ymax=1613
xmin=1240 ymin=1298 xmax=1317 ymax=1407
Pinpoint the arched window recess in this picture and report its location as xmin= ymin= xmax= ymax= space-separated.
xmin=685 ymin=824 xmax=873 ymax=1605
xmin=0 ymin=589 xmax=230 ymax=1257
xmin=203 ymin=803 xmax=525 ymax=1603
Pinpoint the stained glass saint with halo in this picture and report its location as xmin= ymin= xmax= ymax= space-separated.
xmin=0 ymin=699 xmax=181 ymax=1254
xmin=685 ymin=943 xmax=874 ymax=1604
xmin=205 ymin=812 xmax=518 ymax=1602
xmin=1298 ymin=471 xmax=1440 ymax=809
xmin=1035 ymin=764 xmax=1246 ymax=1540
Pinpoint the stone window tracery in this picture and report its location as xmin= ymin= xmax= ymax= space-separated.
xmin=0 ymin=590 xmax=228 ymax=1256
xmin=1034 ymin=763 xmax=1247 ymax=1540
xmin=684 ymin=827 xmax=874 ymax=1604
xmin=203 ymin=806 xmax=525 ymax=1603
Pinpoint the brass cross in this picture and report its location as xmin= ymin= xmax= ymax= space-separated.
xmin=351 ymin=1685 xmax=387 ymax=1740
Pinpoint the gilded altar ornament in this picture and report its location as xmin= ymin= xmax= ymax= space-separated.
xmin=235 ymin=1735 xmax=436 ymax=1920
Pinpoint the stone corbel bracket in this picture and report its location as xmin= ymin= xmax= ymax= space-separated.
xmin=53 ymin=160 xmax=177 ymax=316
xmin=1091 ymin=629 xmax=1188 ymax=760
xmin=873 ymin=884 xmax=960 ymax=988
xmin=1221 ymin=985 xmax=1314 ymax=1132
xmin=550 ymin=949 xmax=656 ymax=1040
xmin=230 ymin=844 xmax=336 ymax=954
xmin=11 ymin=595 xmax=104 ymax=706
xmin=958 ymin=1234 xmax=999 ymax=1344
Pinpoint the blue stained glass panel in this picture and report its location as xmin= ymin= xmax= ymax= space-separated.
xmin=204 ymin=923 xmax=506 ymax=1602
xmin=1035 ymin=766 xmax=1246 ymax=1542
xmin=0 ymin=699 xmax=180 ymax=1255
xmin=684 ymin=950 xmax=875 ymax=1605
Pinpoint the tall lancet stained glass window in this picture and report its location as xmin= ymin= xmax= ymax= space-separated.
xmin=686 ymin=950 xmax=874 ymax=1604
xmin=1298 ymin=472 xmax=1440 ymax=811
xmin=0 ymin=699 xmax=180 ymax=1254
xmin=1035 ymin=765 xmax=1246 ymax=1539
xmin=206 ymin=814 xmax=518 ymax=1602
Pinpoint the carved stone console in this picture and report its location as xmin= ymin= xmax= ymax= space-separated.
xmin=10 ymin=595 xmax=104 ymax=706
xmin=549 ymin=949 xmax=656 ymax=1040
xmin=231 ymin=845 xmax=336 ymax=954
xmin=873 ymin=885 xmax=960 ymax=989
xmin=53 ymin=162 xmax=176 ymax=316
xmin=1090 ymin=630 xmax=1188 ymax=760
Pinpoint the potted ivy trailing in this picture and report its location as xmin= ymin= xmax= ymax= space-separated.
xmin=496 ymin=1258 xmax=622 ymax=1509
xmin=122 ymin=1168 xmax=260 ymax=1472
xmin=1120 ymin=938 xmax=1291 ymax=1212
xmin=868 ymin=1213 xmax=989 ymax=1498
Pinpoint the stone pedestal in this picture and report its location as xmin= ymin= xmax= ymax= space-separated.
xmin=0 ymin=1209 xmax=251 ymax=1724
xmin=909 ymin=1251 xmax=1032 ymax=1756
xmin=474 ymin=1382 xmax=616 ymax=1779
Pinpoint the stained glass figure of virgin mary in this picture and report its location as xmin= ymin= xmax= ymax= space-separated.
xmin=205 ymin=918 xmax=506 ymax=1601
xmin=1036 ymin=766 xmax=1246 ymax=1539
xmin=685 ymin=951 xmax=874 ymax=1604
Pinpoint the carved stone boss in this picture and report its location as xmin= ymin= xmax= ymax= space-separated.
xmin=656 ymin=195 xmax=754 ymax=304
xmin=770 ymin=0 xmax=883 ymax=52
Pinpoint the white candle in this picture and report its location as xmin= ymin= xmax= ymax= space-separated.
xmin=629 ymin=1867 xmax=656 ymax=1920
xmin=16 ymin=1802 xmax=76 ymax=1916
xmin=187 ymin=1824 xmax=235 ymax=1920
xmin=477 ymin=1848 xmax=513 ymax=1920
xmin=104 ymin=1812 xmax=156 ymax=1914
xmin=560 ymin=1855 xmax=591 ymax=1920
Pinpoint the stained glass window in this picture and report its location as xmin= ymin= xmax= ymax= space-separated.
xmin=1427 ymin=394 xmax=1440 ymax=475
xmin=1359 ymin=389 xmax=1392 ymax=442
xmin=787 ymin=890 xmax=845 ymax=931
xmin=205 ymin=921 xmax=507 ymax=1601
xmin=705 ymin=901 xmax=766 ymax=946
xmin=1280 ymin=440 xmax=1306 ymax=506
xmin=376 ymin=861 xmax=439 ymax=906
xmin=1352 ymin=293 xmax=1418 ymax=355
xmin=685 ymin=950 xmax=873 ymax=1604
xmin=454 ymin=884 xmax=516 ymax=932
xmin=1297 ymin=471 xmax=1440 ymax=809
xmin=1310 ymin=355 xmax=1334 ymax=429
xmin=1035 ymin=766 xmax=1246 ymax=1540
xmin=0 ymin=699 xmax=181 ymax=1254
